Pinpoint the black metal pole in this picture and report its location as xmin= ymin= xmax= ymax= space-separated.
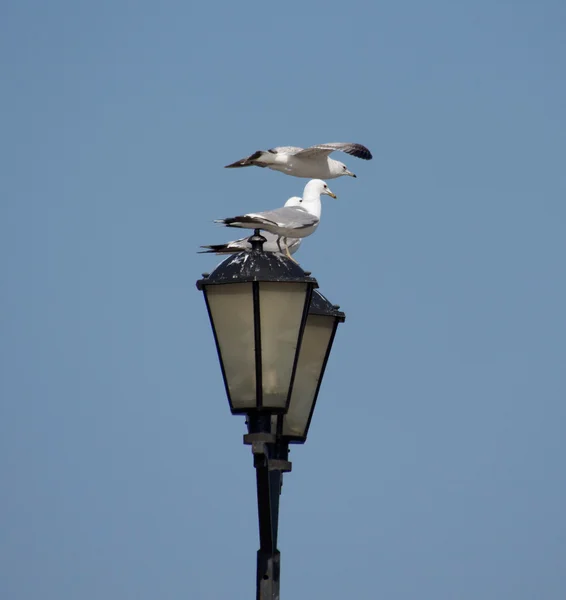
xmin=245 ymin=415 xmax=291 ymax=600
xmin=255 ymin=463 xmax=281 ymax=600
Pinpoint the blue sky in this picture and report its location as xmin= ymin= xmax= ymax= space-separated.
xmin=1 ymin=1 xmax=565 ymax=598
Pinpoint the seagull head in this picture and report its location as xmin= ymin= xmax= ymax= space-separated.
xmin=337 ymin=161 xmax=356 ymax=177
xmin=303 ymin=179 xmax=337 ymax=200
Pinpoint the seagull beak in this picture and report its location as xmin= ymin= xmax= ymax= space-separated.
xmin=346 ymin=170 xmax=357 ymax=178
xmin=326 ymin=189 xmax=337 ymax=199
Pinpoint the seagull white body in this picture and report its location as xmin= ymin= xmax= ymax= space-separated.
xmin=225 ymin=142 xmax=372 ymax=179
xmin=214 ymin=179 xmax=336 ymax=245
xmin=200 ymin=198 xmax=303 ymax=255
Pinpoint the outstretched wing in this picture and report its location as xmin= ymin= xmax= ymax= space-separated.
xmin=294 ymin=142 xmax=372 ymax=160
xmin=268 ymin=146 xmax=304 ymax=155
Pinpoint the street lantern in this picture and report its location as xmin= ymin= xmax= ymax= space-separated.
xmin=272 ymin=290 xmax=345 ymax=443
xmin=197 ymin=232 xmax=346 ymax=600
xmin=196 ymin=232 xmax=317 ymax=414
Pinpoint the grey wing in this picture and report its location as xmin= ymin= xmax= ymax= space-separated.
xmin=268 ymin=146 xmax=304 ymax=155
xmin=199 ymin=231 xmax=287 ymax=254
xmin=249 ymin=206 xmax=319 ymax=230
xmin=294 ymin=142 xmax=373 ymax=160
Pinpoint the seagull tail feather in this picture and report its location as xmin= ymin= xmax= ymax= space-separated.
xmin=198 ymin=244 xmax=238 ymax=254
xmin=224 ymin=150 xmax=266 ymax=168
xmin=214 ymin=216 xmax=261 ymax=228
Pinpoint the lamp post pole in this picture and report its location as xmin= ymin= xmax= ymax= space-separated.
xmin=245 ymin=414 xmax=291 ymax=600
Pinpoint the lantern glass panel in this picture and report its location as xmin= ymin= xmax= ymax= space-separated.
xmin=205 ymin=283 xmax=255 ymax=410
xmin=258 ymin=282 xmax=309 ymax=410
xmin=283 ymin=315 xmax=335 ymax=438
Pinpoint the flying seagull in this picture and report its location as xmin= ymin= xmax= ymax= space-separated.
xmin=225 ymin=142 xmax=372 ymax=179
xmin=200 ymin=197 xmax=303 ymax=255
xmin=214 ymin=179 xmax=336 ymax=258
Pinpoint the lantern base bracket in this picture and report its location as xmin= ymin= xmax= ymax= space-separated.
xmin=243 ymin=432 xmax=276 ymax=445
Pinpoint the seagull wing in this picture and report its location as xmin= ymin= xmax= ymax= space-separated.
xmin=294 ymin=142 xmax=373 ymax=160
xmin=244 ymin=206 xmax=318 ymax=230
xmin=268 ymin=146 xmax=305 ymax=155
xmin=216 ymin=206 xmax=318 ymax=232
xmin=199 ymin=232 xmax=301 ymax=255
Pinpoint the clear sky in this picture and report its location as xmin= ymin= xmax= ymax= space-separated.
xmin=1 ymin=1 xmax=565 ymax=598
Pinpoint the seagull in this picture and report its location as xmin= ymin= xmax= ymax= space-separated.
xmin=200 ymin=197 xmax=303 ymax=255
xmin=214 ymin=179 xmax=336 ymax=259
xmin=225 ymin=142 xmax=372 ymax=179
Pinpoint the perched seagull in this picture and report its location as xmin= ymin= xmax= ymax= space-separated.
xmin=214 ymin=179 xmax=336 ymax=259
xmin=199 ymin=232 xmax=302 ymax=257
xmin=225 ymin=142 xmax=372 ymax=179
xmin=200 ymin=197 xmax=303 ymax=256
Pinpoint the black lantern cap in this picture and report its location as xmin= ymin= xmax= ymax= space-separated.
xmin=309 ymin=290 xmax=346 ymax=321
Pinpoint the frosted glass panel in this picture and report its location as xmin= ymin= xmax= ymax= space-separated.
xmin=259 ymin=282 xmax=308 ymax=409
xmin=283 ymin=315 xmax=334 ymax=438
xmin=206 ymin=284 xmax=256 ymax=409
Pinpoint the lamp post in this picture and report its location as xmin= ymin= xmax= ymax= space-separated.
xmin=197 ymin=231 xmax=346 ymax=600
